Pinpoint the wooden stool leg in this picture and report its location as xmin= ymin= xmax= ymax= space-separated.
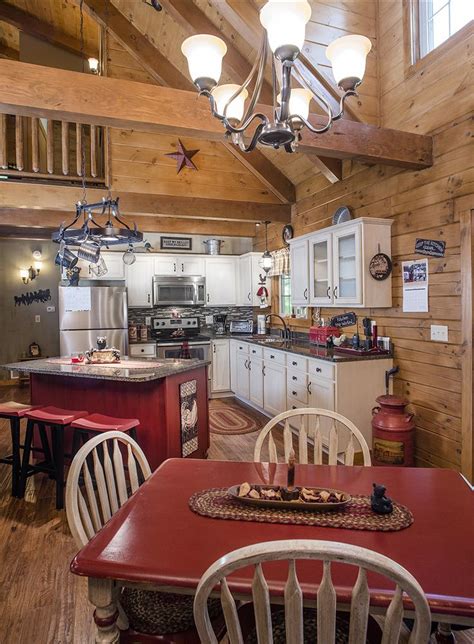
xmin=19 ymin=420 xmax=34 ymax=498
xmin=71 ymin=430 xmax=82 ymax=457
xmin=38 ymin=423 xmax=53 ymax=470
xmin=10 ymin=417 xmax=21 ymax=497
xmin=51 ymin=426 xmax=65 ymax=510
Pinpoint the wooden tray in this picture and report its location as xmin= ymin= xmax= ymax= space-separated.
xmin=228 ymin=485 xmax=351 ymax=512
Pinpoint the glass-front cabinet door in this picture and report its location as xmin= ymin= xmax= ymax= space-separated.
xmin=332 ymin=225 xmax=362 ymax=305
xmin=309 ymin=232 xmax=333 ymax=306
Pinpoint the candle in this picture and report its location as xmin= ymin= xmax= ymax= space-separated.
xmin=287 ymin=448 xmax=296 ymax=489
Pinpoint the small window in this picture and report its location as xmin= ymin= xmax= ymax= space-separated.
xmin=418 ymin=0 xmax=473 ymax=58
xmin=279 ymin=274 xmax=292 ymax=317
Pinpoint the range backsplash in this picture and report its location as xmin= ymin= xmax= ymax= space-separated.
xmin=128 ymin=305 xmax=255 ymax=331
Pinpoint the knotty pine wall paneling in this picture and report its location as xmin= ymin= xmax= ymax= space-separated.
xmin=255 ymin=6 xmax=474 ymax=472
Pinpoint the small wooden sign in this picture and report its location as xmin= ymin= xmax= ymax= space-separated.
xmin=160 ymin=236 xmax=192 ymax=251
xmin=330 ymin=312 xmax=357 ymax=328
xmin=415 ymin=238 xmax=446 ymax=257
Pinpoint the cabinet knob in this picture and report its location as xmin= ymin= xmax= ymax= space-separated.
xmin=292 ymin=361 xmax=297 ymax=366
xmin=307 ymin=381 xmax=312 ymax=394
xmin=292 ymin=405 xmax=297 ymax=410
xmin=316 ymin=367 xmax=322 ymax=373
xmin=327 ymin=286 xmax=331 ymax=299
xmin=174 ymin=263 xmax=177 ymax=272
xmin=147 ymin=293 xmax=150 ymax=303
xmin=207 ymin=293 xmax=210 ymax=303
xmin=252 ymin=349 xmax=256 ymax=354
xmin=292 ymin=375 xmax=297 ymax=381
xmin=262 ymin=365 xmax=266 ymax=376
xmin=248 ymin=292 xmax=251 ymax=301
xmin=182 ymin=263 xmax=184 ymax=272
xmin=248 ymin=361 xmax=251 ymax=371
xmin=292 ymin=390 xmax=297 ymax=396
xmin=270 ymin=355 xmax=275 ymax=359
xmin=304 ymin=288 xmax=308 ymax=300
xmin=334 ymin=286 xmax=338 ymax=299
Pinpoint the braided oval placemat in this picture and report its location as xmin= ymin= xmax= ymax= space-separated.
xmin=189 ymin=488 xmax=413 ymax=532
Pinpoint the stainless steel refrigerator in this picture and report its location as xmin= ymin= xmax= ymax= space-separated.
xmin=59 ymin=285 xmax=128 ymax=356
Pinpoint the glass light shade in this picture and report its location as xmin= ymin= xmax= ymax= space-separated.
xmin=278 ymin=87 xmax=313 ymax=121
xmin=326 ymin=35 xmax=372 ymax=90
xmin=212 ymin=84 xmax=248 ymax=122
xmin=260 ymin=0 xmax=311 ymax=58
xmin=88 ymin=57 xmax=99 ymax=74
xmin=19 ymin=269 xmax=28 ymax=280
xmin=34 ymin=261 xmax=42 ymax=271
xmin=259 ymin=251 xmax=273 ymax=273
xmin=181 ymin=34 xmax=227 ymax=90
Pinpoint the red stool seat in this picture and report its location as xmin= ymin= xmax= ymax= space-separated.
xmin=0 ymin=402 xmax=41 ymax=418
xmin=71 ymin=413 xmax=139 ymax=432
xmin=26 ymin=406 xmax=88 ymax=426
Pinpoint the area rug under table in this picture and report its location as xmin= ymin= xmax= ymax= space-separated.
xmin=209 ymin=404 xmax=261 ymax=435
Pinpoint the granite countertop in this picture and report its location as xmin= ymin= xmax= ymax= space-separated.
xmin=4 ymin=357 xmax=210 ymax=382
xmin=229 ymin=335 xmax=393 ymax=363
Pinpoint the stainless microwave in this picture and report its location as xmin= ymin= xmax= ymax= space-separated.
xmin=152 ymin=275 xmax=206 ymax=306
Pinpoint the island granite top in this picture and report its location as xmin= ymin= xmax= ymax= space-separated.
xmin=4 ymin=357 xmax=210 ymax=383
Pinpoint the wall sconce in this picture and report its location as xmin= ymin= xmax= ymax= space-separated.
xmin=20 ymin=251 xmax=42 ymax=284
xmin=88 ymin=57 xmax=100 ymax=74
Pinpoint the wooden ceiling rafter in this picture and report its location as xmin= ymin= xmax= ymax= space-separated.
xmin=0 ymin=59 xmax=433 ymax=169
xmin=81 ymin=0 xmax=295 ymax=205
xmin=0 ymin=2 xmax=97 ymax=60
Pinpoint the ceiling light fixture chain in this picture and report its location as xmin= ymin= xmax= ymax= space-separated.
xmin=181 ymin=0 xmax=371 ymax=154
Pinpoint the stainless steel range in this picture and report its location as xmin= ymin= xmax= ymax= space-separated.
xmin=151 ymin=316 xmax=211 ymax=362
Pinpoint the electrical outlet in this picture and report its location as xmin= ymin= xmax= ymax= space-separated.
xmin=431 ymin=325 xmax=448 ymax=342
xmin=35 ymin=315 xmax=41 ymax=323
xmin=145 ymin=316 xmax=151 ymax=326
xmin=205 ymin=315 xmax=214 ymax=325
xmin=46 ymin=306 xmax=56 ymax=313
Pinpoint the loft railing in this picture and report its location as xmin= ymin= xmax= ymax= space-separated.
xmin=0 ymin=114 xmax=106 ymax=185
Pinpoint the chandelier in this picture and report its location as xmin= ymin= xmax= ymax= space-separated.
xmin=181 ymin=0 xmax=371 ymax=152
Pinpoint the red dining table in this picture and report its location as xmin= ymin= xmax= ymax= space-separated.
xmin=71 ymin=458 xmax=474 ymax=642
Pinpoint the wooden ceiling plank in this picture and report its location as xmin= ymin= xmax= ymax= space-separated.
xmin=0 ymin=3 xmax=97 ymax=60
xmin=82 ymin=0 xmax=295 ymax=203
xmin=0 ymin=60 xmax=433 ymax=169
xmin=0 ymin=208 xmax=257 ymax=238
xmin=0 ymin=181 xmax=291 ymax=223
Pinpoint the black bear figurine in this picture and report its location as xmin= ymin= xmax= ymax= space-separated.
xmin=371 ymin=483 xmax=393 ymax=514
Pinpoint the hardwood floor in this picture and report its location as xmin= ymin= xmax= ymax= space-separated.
xmin=0 ymin=387 xmax=472 ymax=643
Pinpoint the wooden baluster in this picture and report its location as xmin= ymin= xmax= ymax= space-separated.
xmin=382 ymin=585 xmax=403 ymax=644
xmin=0 ymin=114 xmax=7 ymax=169
xmin=299 ymin=415 xmax=308 ymax=464
xmin=31 ymin=117 xmax=39 ymax=172
xmin=90 ymin=124 xmax=97 ymax=177
xmin=317 ymin=561 xmax=336 ymax=643
xmin=112 ymin=439 xmax=128 ymax=506
xmin=127 ymin=444 xmax=140 ymax=493
xmin=93 ymin=448 xmax=112 ymax=523
xmin=252 ymin=564 xmax=273 ymax=643
xmin=283 ymin=419 xmax=292 ymax=462
xmin=61 ymin=121 xmax=69 ymax=175
xmin=313 ymin=416 xmax=322 ymax=465
xmin=345 ymin=435 xmax=356 ymax=466
xmin=77 ymin=488 xmax=95 ymax=541
xmin=76 ymin=123 xmax=83 ymax=176
xmin=102 ymin=443 xmax=119 ymax=515
xmin=220 ymin=578 xmax=243 ymax=644
xmin=268 ymin=433 xmax=278 ymax=463
xmin=348 ymin=568 xmax=370 ymax=643
xmin=15 ymin=115 xmax=24 ymax=171
xmin=83 ymin=461 xmax=102 ymax=533
xmin=46 ymin=119 xmax=54 ymax=174
xmin=328 ymin=420 xmax=338 ymax=465
xmin=284 ymin=560 xmax=303 ymax=643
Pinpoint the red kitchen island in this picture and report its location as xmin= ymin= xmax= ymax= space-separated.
xmin=7 ymin=357 xmax=210 ymax=470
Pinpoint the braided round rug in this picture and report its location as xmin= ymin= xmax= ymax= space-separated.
xmin=189 ymin=488 xmax=413 ymax=532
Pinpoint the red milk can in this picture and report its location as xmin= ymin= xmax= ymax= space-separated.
xmin=372 ymin=395 xmax=415 ymax=466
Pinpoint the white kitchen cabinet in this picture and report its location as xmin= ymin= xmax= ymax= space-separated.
xmin=289 ymin=238 xmax=309 ymax=305
xmin=205 ymin=257 xmax=237 ymax=306
xmin=249 ymin=357 xmax=264 ymax=408
xmin=263 ymin=360 xmax=286 ymax=417
xmin=125 ymin=255 xmax=154 ymax=307
xmin=230 ymin=340 xmax=238 ymax=393
xmin=238 ymin=252 xmax=271 ymax=307
xmin=153 ymin=255 xmax=205 ymax=276
xmin=129 ymin=343 xmax=157 ymax=358
xmin=100 ymin=252 xmax=126 ymax=280
xmin=292 ymin=217 xmax=393 ymax=308
xmin=235 ymin=351 xmax=250 ymax=399
xmin=211 ymin=339 xmax=230 ymax=393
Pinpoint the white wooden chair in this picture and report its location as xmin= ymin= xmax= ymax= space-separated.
xmin=193 ymin=539 xmax=432 ymax=644
xmin=253 ymin=408 xmax=372 ymax=466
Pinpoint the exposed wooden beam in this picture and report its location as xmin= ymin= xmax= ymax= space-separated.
xmin=0 ymin=181 xmax=291 ymax=223
xmin=310 ymin=156 xmax=343 ymax=183
xmin=81 ymin=0 xmax=294 ymax=203
xmin=0 ymin=209 xmax=257 ymax=238
xmin=0 ymin=41 xmax=19 ymax=60
xmin=0 ymin=2 xmax=97 ymax=59
xmin=0 ymin=60 xmax=433 ymax=169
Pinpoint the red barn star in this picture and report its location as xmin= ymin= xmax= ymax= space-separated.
xmin=165 ymin=139 xmax=199 ymax=173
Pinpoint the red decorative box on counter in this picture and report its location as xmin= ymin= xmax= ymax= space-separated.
xmin=309 ymin=326 xmax=341 ymax=345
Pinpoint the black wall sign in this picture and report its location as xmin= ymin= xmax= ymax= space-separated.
xmin=160 ymin=236 xmax=192 ymax=251
xmin=415 ymin=238 xmax=445 ymax=257
xmin=330 ymin=312 xmax=357 ymax=328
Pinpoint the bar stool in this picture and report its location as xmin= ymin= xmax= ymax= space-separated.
xmin=20 ymin=406 xmax=88 ymax=510
xmin=0 ymin=402 xmax=41 ymax=497
xmin=71 ymin=413 xmax=139 ymax=455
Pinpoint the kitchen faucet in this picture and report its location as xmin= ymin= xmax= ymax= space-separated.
xmin=265 ymin=313 xmax=290 ymax=340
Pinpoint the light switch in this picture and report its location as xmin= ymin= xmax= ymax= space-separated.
xmin=430 ymin=325 xmax=448 ymax=342
xmin=35 ymin=315 xmax=41 ymax=323
xmin=205 ymin=315 xmax=214 ymax=325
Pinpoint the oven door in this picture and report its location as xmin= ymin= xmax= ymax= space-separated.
xmin=157 ymin=342 xmax=210 ymax=361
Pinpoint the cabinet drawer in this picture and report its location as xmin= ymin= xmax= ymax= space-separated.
xmin=308 ymin=359 xmax=334 ymax=380
xmin=287 ymin=369 xmax=308 ymax=388
xmin=287 ymin=355 xmax=308 ymax=372
xmin=264 ymin=348 xmax=286 ymax=366
xmin=236 ymin=342 xmax=249 ymax=354
xmin=287 ymin=381 xmax=308 ymax=404
xmin=248 ymin=344 xmax=263 ymax=358
xmin=129 ymin=343 xmax=156 ymax=357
